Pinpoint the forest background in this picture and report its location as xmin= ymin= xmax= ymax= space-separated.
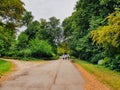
xmin=0 ymin=0 xmax=120 ymax=71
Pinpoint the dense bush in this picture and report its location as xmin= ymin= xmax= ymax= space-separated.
xmin=29 ymin=39 xmax=53 ymax=58
xmin=90 ymin=53 xmax=103 ymax=64
xmin=17 ymin=49 xmax=31 ymax=58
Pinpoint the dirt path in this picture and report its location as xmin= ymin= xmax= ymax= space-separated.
xmin=0 ymin=59 xmax=85 ymax=90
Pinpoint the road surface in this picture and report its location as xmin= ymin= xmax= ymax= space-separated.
xmin=0 ymin=59 xmax=85 ymax=90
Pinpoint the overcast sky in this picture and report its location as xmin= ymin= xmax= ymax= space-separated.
xmin=21 ymin=0 xmax=77 ymax=22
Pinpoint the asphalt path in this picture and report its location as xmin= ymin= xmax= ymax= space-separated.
xmin=0 ymin=59 xmax=85 ymax=90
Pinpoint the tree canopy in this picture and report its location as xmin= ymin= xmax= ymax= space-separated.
xmin=62 ymin=0 xmax=120 ymax=70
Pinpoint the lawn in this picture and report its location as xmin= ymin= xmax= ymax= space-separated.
xmin=76 ymin=60 xmax=120 ymax=90
xmin=0 ymin=59 xmax=13 ymax=76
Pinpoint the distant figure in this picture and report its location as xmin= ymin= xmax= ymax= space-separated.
xmin=62 ymin=53 xmax=70 ymax=60
xmin=62 ymin=54 xmax=65 ymax=60
xmin=66 ymin=54 xmax=70 ymax=60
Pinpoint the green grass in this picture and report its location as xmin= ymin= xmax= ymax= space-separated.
xmin=76 ymin=60 xmax=120 ymax=90
xmin=0 ymin=59 xmax=13 ymax=76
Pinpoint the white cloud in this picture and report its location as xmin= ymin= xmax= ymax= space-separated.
xmin=21 ymin=0 xmax=77 ymax=21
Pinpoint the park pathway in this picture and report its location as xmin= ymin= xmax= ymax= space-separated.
xmin=0 ymin=59 xmax=85 ymax=90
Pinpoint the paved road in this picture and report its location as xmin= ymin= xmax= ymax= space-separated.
xmin=0 ymin=59 xmax=85 ymax=90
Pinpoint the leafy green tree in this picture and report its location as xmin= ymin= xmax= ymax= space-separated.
xmin=62 ymin=17 xmax=74 ymax=38
xmin=0 ymin=0 xmax=25 ymax=56
xmin=36 ymin=19 xmax=48 ymax=40
xmin=0 ymin=0 xmax=25 ymax=29
xmin=63 ymin=0 xmax=120 ymax=59
xmin=16 ymin=16 xmax=63 ymax=58
xmin=25 ymin=21 xmax=41 ymax=40
xmin=21 ymin=11 xmax=34 ymax=27
xmin=17 ymin=32 xmax=29 ymax=50
xmin=0 ymin=26 xmax=15 ymax=56
xmin=47 ymin=17 xmax=62 ymax=46
xmin=91 ymin=11 xmax=120 ymax=56
xmin=34 ymin=17 xmax=62 ymax=54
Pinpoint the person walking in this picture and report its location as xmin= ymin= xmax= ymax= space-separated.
xmin=62 ymin=54 xmax=65 ymax=60
xmin=67 ymin=54 xmax=70 ymax=60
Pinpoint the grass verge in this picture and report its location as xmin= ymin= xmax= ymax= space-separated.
xmin=0 ymin=59 xmax=13 ymax=76
xmin=76 ymin=60 xmax=120 ymax=90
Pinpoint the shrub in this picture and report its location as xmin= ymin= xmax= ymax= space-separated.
xmin=91 ymin=53 xmax=103 ymax=64
xmin=17 ymin=49 xmax=31 ymax=57
xmin=104 ymin=55 xmax=120 ymax=71
xmin=102 ymin=57 xmax=111 ymax=66
xmin=30 ymin=39 xmax=53 ymax=58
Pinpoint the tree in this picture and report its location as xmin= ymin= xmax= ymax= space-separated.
xmin=91 ymin=11 xmax=120 ymax=56
xmin=62 ymin=17 xmax=74 ymax=38
xmin=0 ymin=0 xmax=25 ymax=56
xmin=25 ymin=21 xmax=41 ymax=40
xmin=36 ymin=18 xmax=48 ymax=40
xmin=62 ymin=0 xmax=120 ymax=58
xmin=17 ymin=32 xmax=29 ymax=50
xmin=21 ymin=11 xmax=34 ymax=27
xmin=0 ymin=0 xmax=25 ymax=29
xmin=47 ymin=17 xmax=62 ymax=46
xmin=0 ymin=26 xmax=15 ymax=56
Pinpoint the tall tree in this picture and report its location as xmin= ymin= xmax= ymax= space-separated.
xmin=62 ymin=17 xmax=73 ymax=38
xmin=47 ymin=17 xmax=62 ymax=46
xmin=25 ymin=21 xmax=41 ymax=40
xmin=21 ymin=11 xmax=34 ymax=27
xmin=0 ymin=0 xmax=25 ymax=56
xmin=0 ymin=0 xmax=25 ymax=28
xmin=62 ymin=0 xmax=120 ymax=59
xmin=91 ymin=11 xmax=120 ymax=56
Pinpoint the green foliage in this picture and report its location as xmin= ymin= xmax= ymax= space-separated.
xmin=89 ymin=16 xmax=103 ymax=30
xmin=25 ymin=21 xmax=41 ymax=40
xmin=0 ymin=0 xmax=25 ymax=57
xmin=0 ymin=26 xmax=15 ymax=56
xmin=29 ymin=39 xmax=53 ymax=58
xmin=57 ymin=43 xmax=71 ymax=55
xmin=103 ymin=55 xmax=120 ymax=71
xmin=6 ymin=40 xmax=18 ymax=57
xmin=36 ymin=19 xmax=48 ymax=40
xmin=21 ymin=11 xmax=34 ymax=27
xmin=62 ymin=17 xmax=74 ymax=38
xmin=62 ymin=0 xmax=120 ymax=71
xmin=91 ymin=12 xmax=120 ymax=70
xmin=62 ymin=0 xmax=120 ymax=58
xmin=57 ymin=47 xmax=66 ymax=55
xmin=91 ymin=11 xmax=120 ymax=56
xmin=0 ymin=0 xmax=25 ymax=28
xmin=90 ymin=53 xmax=103 ymax=64
xmin=17 ymin=32 xmax=29 ymax=49
xmin=17 ymin=49 xmax=31 ymax=58
xmin=75 ymin=33 xmax=103 ymax=62
xmin=10 ymin=16 xmax=63 ymax=59
xmin=47 ymin=17 xmax=62 ymax=46
xmin=76 ymin=34 xmax=93 ymax=60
